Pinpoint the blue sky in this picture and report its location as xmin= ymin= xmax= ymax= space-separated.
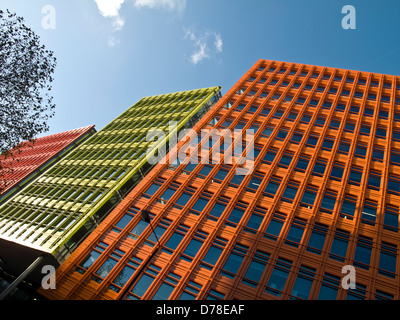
xmin=2 ymin=0 xmax=400 ymax=136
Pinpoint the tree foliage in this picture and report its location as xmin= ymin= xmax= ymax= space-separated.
xmin=0 ymin=9 xmax=57 ymax=191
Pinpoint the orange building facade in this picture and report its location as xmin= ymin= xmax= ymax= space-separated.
xmin=39 ymin=60 xmax=400 ymax=300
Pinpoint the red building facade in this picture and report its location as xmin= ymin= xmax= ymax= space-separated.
xmin=0 ymin=126 xmax=95 ymax=201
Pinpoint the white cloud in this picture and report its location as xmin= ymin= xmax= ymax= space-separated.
xmin=184 ymin=28 xmax=223 ymax=65
xmin=134 ymin=0 xmax=186 ymax=14
xmin=191 ymin=42 xmax=208 ymax=65
xmin=94 ymin=0 xmax=125 ymax=31
xmin=214 ymin=33 xmax=223 ymax=53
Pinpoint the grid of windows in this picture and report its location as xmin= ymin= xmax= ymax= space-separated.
xmin=39 ymin=60 xmax=400 ymax=301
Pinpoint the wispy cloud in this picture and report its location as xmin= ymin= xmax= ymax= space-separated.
xmin=94 ymin=0 xmax=186 ymax=46
xmin=134 ymin=0 xmax=186 ymax=15
xmin=94 ymin=0 xmax=126 ymax=31
xmin=214 ymin=33 xmax=223 ymax=53
xmin=184 ymin=28 xmax=223 ymax=65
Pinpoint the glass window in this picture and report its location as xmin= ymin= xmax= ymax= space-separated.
xmin=353 ymin=236 xmax=373 ymax=270
xmin=376 ymin=127 xmax=387 ymax=138
xmin=245 ymin=208 xmax=265 ymax=233
xmin=128 ymin=220 xmax=148 ymax=240
xmin=198 ymin=165 xmax=213 ymax=177
xmin=306 ymin=134 xmax=319 ymax=147
xmin=144 ymin=183 xmax=161 ymax=197
xmin=279 ymin=152 xmax=293 ymax=168
xmin=175 ymin=192 xmax=192 ymax=207
xmin=159 ymin=187 xmax=177 ymax=204
xmin=364 ymin=107 xmax=374 ymax=117
xmin=206 ymin=289 xmax=225 ymax=300
xmin=375 ymin=290 xmax=394 ymax=301
xmin=317 ymin=273 xmax=341 ymax=300
xmin=208 ymin=200 xmax=228 ymax=220
xmin=306 ymin=223 xmax=328 ymax=255
xmin=226 ymin=207 xmax=245 ymax=227
xmin=152 ymin=283 xmax=175 ymax=300
xmin=78 ymin=249 xmax=102 ymax=272
xmin=246 ymin=175 xmax=263 ymax=192
xmin=113 ymin=212 xmax=135 ymax=233
xmin=109 ymin=255 xmax=142 ymax=293
xmin=390 ymin=150 xmax=400 ymax=166
xmin=295 ymin=155 xmax=310 ymax=172
xmin=93 ymin=257 xmax=118 ymax=283
xmin=349 ymin=105 xmax=359 ymax=114
xmin=329 ymin=119 xmax=340 ymax=129
xmin=290 ymin=132 xmax=304 ymax=144
xmin=372 ymin=147 xmax=385 ymax=163
xmin=273 ymin=109 xmax=285 ymax=119
xmin=264 ymin=177 xmax=281 ymax=197
xmin=164 ymin=225 xmax=188 ymax=252
xmin=178 ymin=281 xmax=203 ymax=300
xmin=329 ymin=229 xmax=350 ymax=262
xmin=262 ymin=149 xmax=277 ymax=164
xmin=242 ymin=251 xmax=270 ymax=287
xmin=346 ymin=283 xmax=366 ymax=300
xmin=348 ymin=167 xmax=363 ymax=186
xmin=178 ymin=292 xmax=196 ymax=300
xmin=76 ymin=242 xmax=108 ymax=274
xmin=261 ymin=125 xmax=274 ymax=138
xmin=276 ymin=128 xmax=289 ymax=141
xmin=301 ymin=114 xmax=312 ymax=123
xmin=260 ymin=107 xmax=271 ymax=116
xmin=361 ymin=200 xmax=377 ymax=226
xmin=320 ymin=190 xmax=337 ymax=214
xmin=183 ymin=238 xmax=204 ymax=260
xmin=289 ymin=265 xmax=316 ymax=300
xmin=360 ymin=124 xmax=371 ymax=136
xmin=203 ymin=237 xmax=227 ymax=266
xmin=330 ymin=163 xmax=344 ymax=181
xmin=378 ymin=242 xmax=397 ymax=278
xmin=388 ymin=175 xmax=400 ymax=195
xmin=322 ymin=138 xmax=335 ymax=151
xmin=281 ymin=182 xmax=299 ymax=203
xmin=192 ymin=197 xmax=209 ymax=213
xmin=265 ymin=258 xmax=292 ymax=297
xmin=285 ymin=218 xmax=307 ymax=247
xmin=110 ymin=265 xmax=135 ymax=292
xmin=221 ymin=243 xmax=248 ymax=279
xmin=340 ymin=196 xmax=357 ymax=220
xmin=338 ymin=140 xmax=351 ymax=154
xmin=213 ymin=166 xmax=230 ymax=182
xmin=355 ymin=143 xmax=367 ymax=158
xmin=312 ymin=159 xmax=327 ymax=176
xmin=383 ymin=204 xmax=399 ymax=232
xmin=344 ymin=121 xmax=356 ymax=132
xmin=264 ymin=212 xmax=286 ymax=241
xmin=128 ymin=274 xmax=154 ymax=300
xmin=392 ymin=129 xmax=400 ymax=141
xmin=287 ymin=111 xmax=298 ymax=120
xmin=300 ymin=186 xmax=318 ymax=209
xmin=315 ymin=116 xmax=326 ymax=127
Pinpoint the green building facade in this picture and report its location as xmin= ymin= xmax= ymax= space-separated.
xmin=0 ymin=87 xmax=221 ymax=283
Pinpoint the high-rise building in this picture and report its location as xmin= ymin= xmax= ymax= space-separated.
xmin=0 ymin=87 xmax=221 ymax=292
xmin=39 ymin=59 xmax=400 ymax=300
xmin=0 ymin=126 xmax=96 ymax=203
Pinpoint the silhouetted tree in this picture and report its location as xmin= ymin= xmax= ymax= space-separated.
xmin=0 ymin=10 xmax=56 ymax=192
